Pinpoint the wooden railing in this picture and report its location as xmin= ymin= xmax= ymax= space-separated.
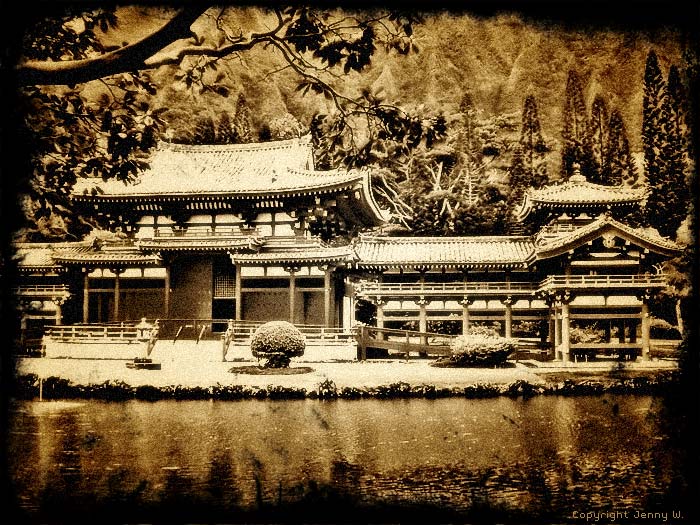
xmin=46 ymin=319 xmax=354 ymax=346
xmin=47 ymin=324 xmax=140 ymax=342
xmin=354 ymin=325 xmax=456 ymax=360
xmin=355 ymin=281 xmax=538 ymax=296
xmin=152 ymin=227 xmax=260 ymax=238
xmin=538 ymin=274 xmax=666 ymax=290
xmin=13 ymin=284 xmax=70 ymax=296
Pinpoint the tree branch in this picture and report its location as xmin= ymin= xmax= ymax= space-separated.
xmin=16 ymin=7 xmax=208 ymax=86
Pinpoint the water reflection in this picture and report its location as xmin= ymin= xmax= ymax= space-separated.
xmin=8 ymin=396 xmax=680 ymax=521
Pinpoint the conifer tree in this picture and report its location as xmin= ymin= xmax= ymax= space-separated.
xmin=652 ymin=64 xmax=690 ymax=238
xmin=456 ymin=91 xmax=481 ymax=189
xmin=216 ymin=111 xmax=235 ymax=144
xmin=642 ymin=50 xmax=668 ymax=229
xmin=588 ymin=95 xmax=609 ymax=184
xmin=507 ymin=145 xmax=527 ymax=208
xmin=509 ymin=95 xmax=548 ymax=211
xmin=643 ymin=50 xmax=690 ymax=239
xmin=561 ymin=70 xmax=593 ymax=178
xmin=232 ymin=93 xmax=253 ymax=143
xmin=605 ymin=109 xmax=637 ymax=186
xmin=520 ymin=95 xmax=549 ymax=181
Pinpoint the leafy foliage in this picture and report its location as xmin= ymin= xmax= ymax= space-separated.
xmin=311 ymin=86 xmax=520 ymax=235
xmin=11 ymin=5 xmax=422 ymax=240
xmin=16 ymin=76 xmax=165 ymax=240
xmin=266 ymin=113 xmax=308 ymax=140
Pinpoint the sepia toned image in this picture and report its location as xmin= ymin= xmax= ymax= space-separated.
xmin=1 ymin=1 xmax=698 ymax=524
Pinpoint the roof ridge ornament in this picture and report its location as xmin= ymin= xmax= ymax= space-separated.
xmin=569 ymin=163 xmax=586 ymax=183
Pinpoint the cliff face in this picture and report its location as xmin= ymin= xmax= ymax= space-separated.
xmin=154 ymin=7 xmax=687 ymax=154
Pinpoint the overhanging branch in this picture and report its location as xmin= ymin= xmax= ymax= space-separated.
xmin=15 ymin=7 xmax=208 ymax=86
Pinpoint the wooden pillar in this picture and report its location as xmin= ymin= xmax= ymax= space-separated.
xmin=561 ymin=302 xmax=571 ymax=363
xmin=641 ymin=302 xmax=651 ymax=360
xmin=235 ymin=264 xmax=242 ymax=321
xmin=417 ymin=298 xmax=428 ymax=345
xmin=554 ymin=306 xmax=561 ymax=348
xmin=604 ymin=321 xmax=611 ymax=343
xmin=324 ymin=267 xmax=333 ymax=327
xmin=548 ymin=312 xmax=555 ymax=348
xmin=20 ymin=314 xmax=27 ymax=347
xmin=288 ymin=267 xmax=297 ymax=324
xmin=113 ymin=269 xmax=123 ymax=322
xmin=503 ymin=296 xmax=513 ymax=339
xmin=460 ymin=298 xmax=471 ymax=335
xmin=82 ymin=271 xmax=89 ymax=323
xmin=164 ymin=266 xmax=171 ymax=318
xmin=376 ymin=299 xmax=385 ymax=329
xmin=54 ymin=299 xmax=63 ymax=325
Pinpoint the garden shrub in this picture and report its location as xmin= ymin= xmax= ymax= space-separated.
xmin=569 ymin=325 xmax=604 ymax=344
xmin=650 ymin=317 xmax=681 ymax=339
xmin=250 ymin=321 xmax=306 ymax=368
xmin=434 ymin=333 xmax=517 ymax=368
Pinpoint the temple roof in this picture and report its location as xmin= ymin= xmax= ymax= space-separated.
xmin=73 ymin=136 xmax=365 ymax=199
xmin=12 ymin=243 xmax=66 ymax=271
xmin=137 ymin=235 xmax=262 ymax=252
xmin=51 ymin=243 xmax=162 ymax=266
xmin=533 ymin=214 xmax=681 ymax=260
xmin=354 ymin=235 xmax=533 ymax=269
xmin=228 ymin=237 xmax=354 ymax=266
xmin=517 ymin=172 xmax=646 ymax=221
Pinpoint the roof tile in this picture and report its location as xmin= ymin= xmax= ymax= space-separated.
xmin=73 ymin=136 xmax=363 ymax=197
xmin=354 ymin=236 xmax=533 ymax=268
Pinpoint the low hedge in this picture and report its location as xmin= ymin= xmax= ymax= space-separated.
xmin=12 ymin=372 xmax=676 ymax=400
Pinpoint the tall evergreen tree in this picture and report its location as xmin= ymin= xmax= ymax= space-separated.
xmin=520 ymin=95 xmax=549 ymax=181
xmin=561 ymin=70 xmax=593 ymax=179
xmin=588 ymin=95 xmax=609 ymax=184
xmin=605 ymin=109 xmax=637 ymax=186
xmin=232 ymin=93 xmax=253 ymax=143
xmin=652 ymin=65 xmax=690 ymax=238
xmin=216 ymin=111 xmax=235 ymax=144
xmin=509 ymin=95 xmax=548 ymax=211
xmin=455 ymin=90 xmax=481 ymax=193
xmin=642 ymin=50 xmax=668 ymax=229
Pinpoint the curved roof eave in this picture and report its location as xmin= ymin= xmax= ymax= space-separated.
xmin=357 ymin=170 xmax=391 ymax=226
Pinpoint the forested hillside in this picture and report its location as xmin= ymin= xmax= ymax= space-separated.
xmin=152 ymin=7 xmax=685 ymax=163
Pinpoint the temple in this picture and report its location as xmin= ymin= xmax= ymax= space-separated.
xmin=12 ymin=136 xmax=681 ymax=362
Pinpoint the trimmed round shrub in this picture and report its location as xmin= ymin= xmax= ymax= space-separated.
xmin=250 ymin=321 xmax=306 ymax=368
xmin=436 ymin=334 xmax=517 ymax=368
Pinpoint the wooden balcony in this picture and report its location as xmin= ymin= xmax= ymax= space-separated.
xmin=355 ymin=281 xmax=538 ymax=299
xmin=151 ymin=226 xmax=260 ymax=238
xmin=537 ymin=274 xmax=667 ymax=292
xmin=13 ymin=284 xmax=70 ymax=297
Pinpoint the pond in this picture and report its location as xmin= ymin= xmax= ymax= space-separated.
xmin=6 ymin=396 xmax=690 ymax=523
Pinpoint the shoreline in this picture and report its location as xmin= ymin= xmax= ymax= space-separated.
xmin=11 ymin=357 xmax=679 ymax=401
